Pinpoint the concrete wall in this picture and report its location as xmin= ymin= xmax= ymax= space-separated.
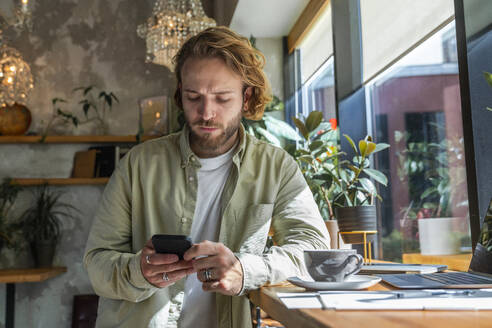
xmin=0 ymin=1 xmax=173 ymax=327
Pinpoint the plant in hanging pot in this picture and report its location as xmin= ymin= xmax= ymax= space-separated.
xmin=17 ymin=186 xmax=78 ymax=267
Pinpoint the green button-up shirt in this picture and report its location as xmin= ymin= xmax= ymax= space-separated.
xmin=84 ymin=124 xmax=330 ymax=328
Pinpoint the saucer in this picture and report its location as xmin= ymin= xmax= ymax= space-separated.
xmin=287 ymin=275 xmax=382 ymax=290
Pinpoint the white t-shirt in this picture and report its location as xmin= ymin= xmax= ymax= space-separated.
xmin=179 ymin=146 xmax=235 ymax=328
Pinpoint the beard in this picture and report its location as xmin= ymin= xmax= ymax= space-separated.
xmin=186 ymin=110 xmax=242 ymax=153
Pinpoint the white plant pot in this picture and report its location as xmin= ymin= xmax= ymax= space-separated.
xmin=418 ymin=217 xmax=460 ymax=255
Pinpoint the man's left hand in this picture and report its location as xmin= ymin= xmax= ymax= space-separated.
xmin=183 ymin=240 xmax=243 ymax=296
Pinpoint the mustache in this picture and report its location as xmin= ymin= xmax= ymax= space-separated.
xmin=192 ymin=119 xmax=221 ymax=128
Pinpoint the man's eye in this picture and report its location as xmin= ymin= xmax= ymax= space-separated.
xmin=187 ymin=96 xmax=200 ymax=102
xmin=217 ymin=98 xmax=231 ymax=103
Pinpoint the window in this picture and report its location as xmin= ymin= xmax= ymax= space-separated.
xmin=295 ymin=4 xmax=335 ymax=121
xmin=366 ymin=21 xmax=471 ymax=261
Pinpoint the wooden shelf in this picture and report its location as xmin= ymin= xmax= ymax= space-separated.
xmin=11 ymin=178 xmax=109 ymax=186
xmin=403 ymin=253 xmax=472 ymax=271
xmin=0 ymin=267 xmax=67 ymax=283
xmin=0 ymin=135 xmax=157 ymax=144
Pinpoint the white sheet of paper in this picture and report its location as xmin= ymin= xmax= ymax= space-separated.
xmin=278 ymin=291 xmax=492 ymax=310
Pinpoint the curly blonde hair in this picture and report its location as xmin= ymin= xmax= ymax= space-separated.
xmin=173 ymin=26 xmax=272 ymax=120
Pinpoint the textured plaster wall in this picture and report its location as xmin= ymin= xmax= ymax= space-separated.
xmin=0 ymin=1 xmax=284 ymax=327
xmin=0 ymin=0 xmax=173 ymax=327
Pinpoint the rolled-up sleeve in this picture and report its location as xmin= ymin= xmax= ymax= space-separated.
xmin=236 ymin=155 xmax=330 ymax=294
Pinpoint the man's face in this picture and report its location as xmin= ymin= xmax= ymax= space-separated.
xmin=180 ymin=57 xmax=250 ymax=158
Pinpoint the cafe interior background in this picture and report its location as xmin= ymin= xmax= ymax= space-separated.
xmin=0 ymin=0 xmax=491 ymax=326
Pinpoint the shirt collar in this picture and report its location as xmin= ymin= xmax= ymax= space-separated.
xmin=179 ymin=123 xmax=246 ymax=167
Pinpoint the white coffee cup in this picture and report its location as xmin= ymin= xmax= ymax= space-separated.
xmin=304 ymin=249 xmax=363 ymax=282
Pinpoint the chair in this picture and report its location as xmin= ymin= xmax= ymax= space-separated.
xmin=71 ymin=294 xmax=99 ymax=328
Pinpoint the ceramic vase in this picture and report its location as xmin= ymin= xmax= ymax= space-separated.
xmin=418 ymin=217 xmax=460 ymax=255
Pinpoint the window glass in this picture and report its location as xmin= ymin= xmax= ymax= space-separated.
xmin=360 ymin=0 xmax=454 ymax=82
xmin=367 ymin=21 xmax=471 ymax=261
xmin=300 ymin=57 xmax=336 ymax=120
xmin=298 ymin=4 xmax=333 ymax=84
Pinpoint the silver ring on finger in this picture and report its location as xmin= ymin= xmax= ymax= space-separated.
xmin=163 ymin=272 xmax=169 ymax=282
xmin=145 ymin=255 xmax=151 ymax=265
xmin=204 ymin=268 xmax=212 ymax=282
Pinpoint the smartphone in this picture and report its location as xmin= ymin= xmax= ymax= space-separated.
xmin=151 ymin=234 xmax=193 ymax=260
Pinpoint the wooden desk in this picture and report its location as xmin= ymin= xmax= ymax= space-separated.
xmin=249 ymin=282 xmax=492 ymax=328
xmin=0 ymin=267 xmax=67 ymax=328
xmin=402 ymin=253 xmax=472 ymax=271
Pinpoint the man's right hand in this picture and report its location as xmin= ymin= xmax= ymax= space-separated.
xmin=140 ymin=239 xmax=196 ymax=288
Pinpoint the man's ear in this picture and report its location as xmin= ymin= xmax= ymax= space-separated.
xmin=243 ymin=86 xmax=253 ymax=112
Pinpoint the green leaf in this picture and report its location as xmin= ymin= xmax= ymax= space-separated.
xmin=309 ymin=140 xmax=324 ymax=152
xmin=359 ymin=140 xmax=367 ymax=157
xmin=359 ymin=178 xmax=376 ymax=195
xmin=421 ymin=187 xmax=437 ymax=199
xmin=312 ymin=173 xmax=333 ymax=188
xmin=110 ymin=92 xmax=119 ymax=103
xmin=105 ymin=94 xmax=112 ymax=107
xmin=484 ymin=71 xmax=492 ymax=88
xmin=364 ymin=168 xmax=388 ymax=186
xmin=83 ymin=103 xmax=90 ymax=118
xmin=373 ymin=143 xmax=390 ymax=153
xmin=298 ymin=155 xmax=314 ymax=165
xmin=343 ymin=134 xmax=358 ymax=154
xmin=347 ymin=164 xmax=360 ymax=174
xmin=256 ymin=127 xmax=281 ymax=147
xmin=305 ymin=111 xmax=323 ymax=133
xmin=84 ymin=86 xmax=94 ymax=95
xmin=365 ymin=141 xmax=376 ymax=155
xmin=52 ymin=98 xmax=67 ymax=105
xmin=263 ymin=115 xmax=301 ymax=141
xmin=292 ymin=117 xmax=309 ymax=140
xmin=72 ymin=86 xmax=85 ymax=93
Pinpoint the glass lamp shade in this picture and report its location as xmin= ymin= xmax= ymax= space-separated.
xmin=0 ymin=43 xmax=34 ymax=107
xmin=137 ymin=0 xmax=216 ymax=71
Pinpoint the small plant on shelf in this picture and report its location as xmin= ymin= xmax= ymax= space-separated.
xmin=0 ymin=179 xmax=22 ymax=250
xmin=41 ymin=85 xmax=119 ymax=137
xmin=17 ymin=185 xmax=79 ymax=267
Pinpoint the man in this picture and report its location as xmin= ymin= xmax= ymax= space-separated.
xmin=84 ymin=26 xmax=330 ymax=328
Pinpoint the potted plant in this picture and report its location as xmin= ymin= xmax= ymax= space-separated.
xmin=18 ymin=186 xmax=78 ymax=267
xmin=395 ymin=129 xmax=468 ymax=255
xmin=0 ymin=179 xmax=22 ymax=250
xmin=41 ymin=86 xmax=119 ymax=137
xmin=289 ymin=111 xmax=390 ymax=245
xmin=469 ymin=201 xmax=492 ymax=273
xmin=329 ymin=134 xmax=389 ymax=244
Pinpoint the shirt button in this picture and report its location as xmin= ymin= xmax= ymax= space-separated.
xmin=188 ymin=176 xmax=194 ymax=181
xmin=190 ymin=157 xmax=195 ymax=162
xmin=181 ymin=217 xmax=189 ymax=223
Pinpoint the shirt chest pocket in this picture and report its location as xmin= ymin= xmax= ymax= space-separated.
xmin=232 ymin=203 xmax=274 ymax=254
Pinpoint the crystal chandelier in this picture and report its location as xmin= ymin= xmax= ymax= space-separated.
xmin=0 ymin=0 xmax=35 ymax=107
xmin=0 ymin=34 xmax=34 ymax=107
xmin=137 ymin=0 xmax=216 ymax=71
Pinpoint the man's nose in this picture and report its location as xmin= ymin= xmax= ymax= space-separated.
xmin=199 ymin=98 xmax=216 ymax=121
